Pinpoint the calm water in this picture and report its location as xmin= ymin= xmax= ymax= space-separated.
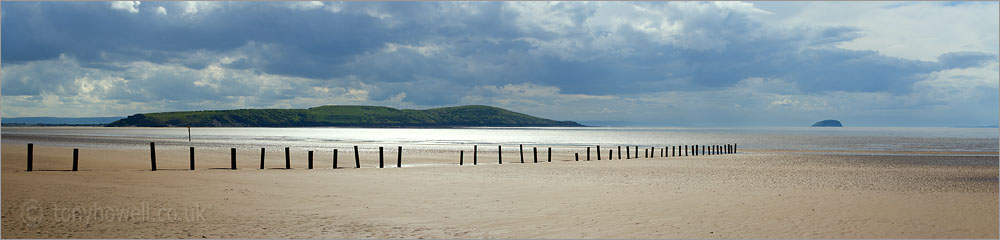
xmin=2 ymin=127 xmax=997 ymax=155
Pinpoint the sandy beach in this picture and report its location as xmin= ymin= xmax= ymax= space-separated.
xmin=1 ymin=143 xmax=997 ymax=238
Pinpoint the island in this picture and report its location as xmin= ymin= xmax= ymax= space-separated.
xmin=106 ymin=105 xmax=584 ymax=127
xmin=811 ymin=119 xmax=843 ymax=127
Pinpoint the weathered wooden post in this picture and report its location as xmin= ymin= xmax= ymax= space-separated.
xmin=150 ymin=142 xmax=157 ymax=171
xmin=397 ymin=146 xmax=402 ymax=168
xmin=285 ymin=147 xmax=290 ymax=169
xmin=575 ymin=153 xmax=579 ymax=161
xmin=644 ymin=148 xmax=648 ymax=158
xmin=333 ymin=149 xmax=338 ymax=169
xmin=533 ymin=147 xmax=537 ymax=163
xmin=520 ymin=144 xmax=525 ymax=164
xmin=635 ymin=146 xmax=639 ymax=158
xmin=734 ymin=143 xmax=737 ymax=153
xmin=26 ymin=143 xmax=33 ymax=172
xmin=626 ymin=145 xmax=630 ymax=159
xmin=684 ymin=145 xmax=688 ymax=156
xmin=702 ymin=145 xmax=705 ymax=155
xmin=308 ymin=150 xmax=314 ymax=169
xmin=608 ymin=149 xmax=612 ymax=160
xmin=586 ymin=147 xmax=590 ymax=161
xmin=72 ymin=148 xmax=79 ymax=171
xmin=191 ymin=147 xmax=196 ymax=170
xmin=498 ymin=145 xmax=502 ymax=164
xmin=354 ymin=146 xmax=360 ymax=168
xmin=460 ymin=150 xmax=464 ymax=165
xmin=259 ymin=148 xmax=264 ymax=169
xmin=379 ymin=147 xmax=384 ymax=168
xmin=618 ymin=146 xmax=622 ymax=159
xmin=231 ymin=148 xmax=237 ymax=170
xmin=548 ymin=147 xmax=552 ymax=162
xmin=474 ymin=145 xmax=478 ymax=165
xmin=597 ymin=145 xmax=601 ymax=160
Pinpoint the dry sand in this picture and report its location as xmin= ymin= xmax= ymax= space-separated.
xmin=1 ymin=143 xmax=997 ymax=238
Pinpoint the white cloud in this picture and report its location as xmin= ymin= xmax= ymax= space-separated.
xmin=755 ymin=2 xmax=999 ymax=61
xmin=287 ymin=1 xmax=325 ymax=11
xmin=155 ymin=6 xmax=167 ymax=16
xmin=181 ymin=1 xmax=220 ymax=16
xmin=109 ymin=1 xmax=141 ymax=14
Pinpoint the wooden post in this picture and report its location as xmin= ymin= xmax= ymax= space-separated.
xmin=397 ymin=146 xmax=402 ymax=168
xmin=597 ymin=145 xmax=601 ymax=160
xmin=285 ymin=147 xmax=290 ymax=169
xmin=548 ymin=147 xmax=552 ymax=163
xmin=333 ymin=149 xmax=338 ymax=169
xmin=533 ymin=147 xmax=537 ymax=163
xmin=626 ymin=145 xmax=630 ymax=159
xmin=618 ymin=146 xmax=622 ymax=159
xmin=520 ymin=144 xmax=524 ymax=164
xmin=379 ymin=147 xmax=384 ymax=168
xmin=609 ymin=149 xmax=613 ymax=160
xmin=259 ymin=148 xmax=264 ymax=169
xmin=685 ymin=145 xmax=688 ymax=156
xmin=72 ymin=148 xmax=78 ymax=171
xmin=586 ymin=147 xmax=590 ymax=161
xmin=460 ymin=150 xmax=464 ymax=165
xmin=734 ymin=143 xmax=737 ymax=153
xmin=644 ymin=148 xmax=648 ymax=158
xmin=192 ymin=147 xmax=197 ymax=170
xmin=575 ymin=153 xmax=579 ymax=161
xmin=231 ymin=148 xmax=237 ymax=170
xmin=474 ymin=145 xmax=478 ymax=165
xmin=308 ymin=150 xmax=314 ymax=169
xmin=354 ymin=146 xmax=360 ymax=168
xmin=701 ymin=145 xmax=705 ymax=155
xmin=150 ymin=142 xmax=157 ymax=171
xmin=27 ymin=143 xmax=33 ymax=172
xmin=498 ymin=145 xmax=502 ymax=164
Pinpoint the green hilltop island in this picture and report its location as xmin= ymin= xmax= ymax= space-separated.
xmin=811 ymin=119 xmax=843 ymax=127
xmin=106 ymin=105 xmax=584 ymax=128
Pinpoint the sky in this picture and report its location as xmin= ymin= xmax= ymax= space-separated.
xmin=1 ymin=1 xmax=998 ymax=127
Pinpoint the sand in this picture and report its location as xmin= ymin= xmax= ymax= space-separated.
xmin=1 ymin=143 xmax=997 ymax=238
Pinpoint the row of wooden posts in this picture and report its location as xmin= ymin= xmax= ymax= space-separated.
xmin=23 ymin=142 xmax=737 ymax=171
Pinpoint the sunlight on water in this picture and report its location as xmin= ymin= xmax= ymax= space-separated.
xmin=3 ymin=127 xmax=997 ymax=154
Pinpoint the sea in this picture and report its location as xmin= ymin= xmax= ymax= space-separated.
xmin=1 ymin=127 xmax=997 ymax=156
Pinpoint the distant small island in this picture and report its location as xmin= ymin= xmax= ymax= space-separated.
xmin=811 ymin=119 xmax=843 ymax=127
xmin=106 ymin=105 xmax=584 ymax=128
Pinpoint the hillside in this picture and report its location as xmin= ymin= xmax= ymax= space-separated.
xmin=106 ymin=105 xmax=584 ymax=127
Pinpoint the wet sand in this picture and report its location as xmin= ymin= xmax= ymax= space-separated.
xmin=1 ymin=143 xmax=997 ymax=238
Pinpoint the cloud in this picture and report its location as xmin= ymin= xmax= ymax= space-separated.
xmin=109 ymin=1 xmax=140 ymax=14
xmin=1 ymin=1 xmax=997 ymax=126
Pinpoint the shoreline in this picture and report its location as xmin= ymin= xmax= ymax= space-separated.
xmin=2 ymin=143 xmax=997 ymax=238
